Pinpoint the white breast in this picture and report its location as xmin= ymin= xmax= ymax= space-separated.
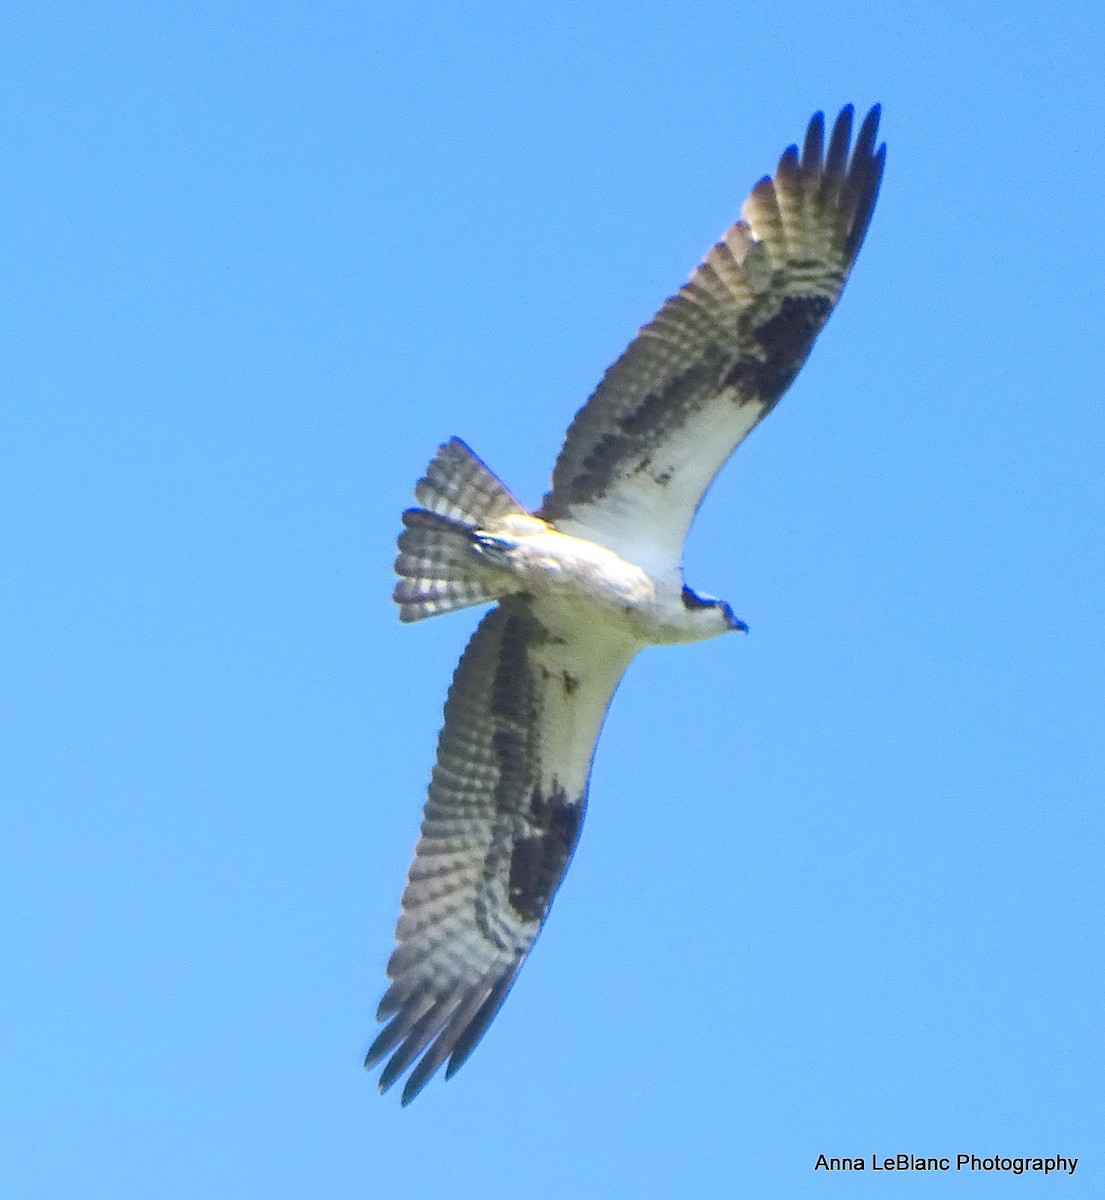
xmin=498 ymin=521 xmax=725 ymax=646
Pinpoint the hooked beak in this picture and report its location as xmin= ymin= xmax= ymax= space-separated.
xmin=723 ymin=604 xmax=748 ymax=634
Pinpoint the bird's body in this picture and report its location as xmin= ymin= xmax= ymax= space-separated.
xmin=367 ymin=104 xmax=886 ymax=1103
xmin=483 ymin=517 xmax=660 ymax=618
xmin=473 ymin=515 xmax=732 ymax=644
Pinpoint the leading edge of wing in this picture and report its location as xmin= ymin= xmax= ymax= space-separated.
xmin=539 ymin=104 xmax=885 ymax=572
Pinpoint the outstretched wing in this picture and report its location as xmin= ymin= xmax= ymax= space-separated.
xmin=540 ymin=104 xmax=885 ymax=576
xmin=366 ymin=597 xmax=637 ymax=1103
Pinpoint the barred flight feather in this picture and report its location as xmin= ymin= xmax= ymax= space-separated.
xmin=414 ymin=437 xmax=526 ymax=525
xmin=393 ymin=509 xmax=514 ymax=622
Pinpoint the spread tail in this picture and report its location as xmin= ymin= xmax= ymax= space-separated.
xmin=413 ymin=438 xmax=525 ymax=525
xmin=394 ymin=440 xmax=528 ymax=622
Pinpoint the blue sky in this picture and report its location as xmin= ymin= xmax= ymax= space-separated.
xmin=4 ymin=2 xmax=1102 ymax=1196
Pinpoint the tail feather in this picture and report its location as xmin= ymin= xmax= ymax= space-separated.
xmin=414 ymin=438 xmax=525 ymax=525
xmin=394 ymin=442 xmax=528 ymax=622
xmin=393 ymin=511 xmax=508 ymax=622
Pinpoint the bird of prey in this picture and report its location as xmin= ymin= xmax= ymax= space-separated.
xmin=367 ymin=104 xmax=885 ymax=1103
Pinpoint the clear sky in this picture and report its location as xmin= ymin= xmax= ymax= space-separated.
xmin=4 ymin=2 xmax=1102 ymax=1197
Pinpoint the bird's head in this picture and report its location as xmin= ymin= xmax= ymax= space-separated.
xmin=681 ymin=586 xmax=748 ymax=635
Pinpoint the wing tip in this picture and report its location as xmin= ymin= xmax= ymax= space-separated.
xmin=367 ymin=946 xmax=529 ymax=1104
xmin=792 ymin=102 xmax=885 ymax=178
xmin=764 ymin=101 xmax=886 ymax=269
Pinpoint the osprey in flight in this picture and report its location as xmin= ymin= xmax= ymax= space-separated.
xmin=367 ymin=104 xmax=885 ymax=1103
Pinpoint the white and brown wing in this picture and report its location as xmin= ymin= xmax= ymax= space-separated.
xmin=366 ymin=596 xmax=637 ymax=1103
xmin=540 ymin=104 xmax=885 ymax=576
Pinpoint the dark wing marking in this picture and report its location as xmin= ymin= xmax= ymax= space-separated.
xmin=539 ymin=104 xmax=885 ymax=575
xmin=367 ymin=597 xmax=636 ymax=1103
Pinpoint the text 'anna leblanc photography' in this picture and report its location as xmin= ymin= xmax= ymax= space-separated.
xmin=814 ymin=1153 xmax=1078 ymax=1176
